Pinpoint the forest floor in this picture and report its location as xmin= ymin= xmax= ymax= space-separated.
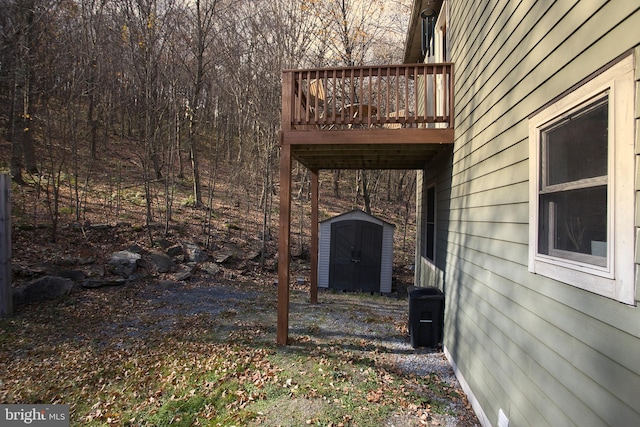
xmin=1 ymin=138 xmax=479 ymax=425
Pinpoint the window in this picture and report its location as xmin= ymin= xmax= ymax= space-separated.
xmin=423 ymin=184 xmax=436 ymax=262
xmin=528 ymin=54 xmax=635 ymax=304
xmin=538 ymin=98 xmax=608 ymax=267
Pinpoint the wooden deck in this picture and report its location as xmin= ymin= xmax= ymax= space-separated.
xmin=281 ymin=63 xmax=455 ymax=170
xmin=278 ymin=63 xmax=455 ymax=345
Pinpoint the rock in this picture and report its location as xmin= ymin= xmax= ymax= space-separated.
xmin=82 ymin=278 xmax=127 ymax=288
xmin=183 ymin=242 xmax=208 ymax=263
xmin=225 ymin=243 xmax=244 ymax=258
xmin=247 ymin=250 xmax=262 ymax=261
xmin=166 ymin=244 xmax=184 ymax=259
xmin=13 ymin=265 xmax=48 ymax=278
xmin=108 ymin=250 xmax=141 ymax=277
xmin=157 ymin=238 xmax=173 ymax=249
xmin=13 ymin=276 xmax=74 ymax=305
xmin=58 ymin=270 xmax=86 ymax=282
xmin=89 ymin=223 xmax=112 ymax=230
xmin=54 ymin=256 xmax=76 ymax=266
xmin=226 ymin=221 xmax=242 ymax=231
xmin=201 ymin=262 xmax=221 ymax=275
xmin=174 ymin=263 xmax=197 ymax=281
xmin=149 ymin=251 xmax=174 ymax=273
xmin=127 ymin=244 xmax=145 ymax=254
xmin=213 ymin=243 xmax=244 ymax=263
xmin=213 ymin=251 xmax=233 ymax=264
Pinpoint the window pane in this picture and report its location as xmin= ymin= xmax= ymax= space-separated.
xmin=426 ymin=187 xmax=435 ymax=222
xmin=423 ymin=186 xmax=436 ymax=261
xmin=545 ymin=101 xmax=608 ymax=186
xmin=426 ymin=224 xmax=435 ymax=260
xmin=539 ymin=186 xmax=607 ymax=259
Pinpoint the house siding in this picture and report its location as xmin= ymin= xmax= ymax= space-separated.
xmin=415 ymin=1 xmax=640 ymax=426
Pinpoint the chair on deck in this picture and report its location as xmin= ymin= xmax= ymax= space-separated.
xmin=383 ymin=109 xmax=408 ymax=129
xmin=308 ymin=79 xmax=326 ymax=110
xmin=303 ymin=79 xmax=379 ymax=128
xmin=307 ymin=79 xmax=337 ymax=129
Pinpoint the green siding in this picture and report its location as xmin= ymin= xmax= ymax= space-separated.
xmin=415 ymin=1 xmax=640 ymax=426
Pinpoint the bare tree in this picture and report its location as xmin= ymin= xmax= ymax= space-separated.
xmin=305 ymin=0 xmax=405 ymax=210
xmin=1 ymin=0 xmax=47 ymax=183
xmin=174 ymin=0 xmax=227 ymax=207
xmin=116 ymin=0 xmax=181 ymax=242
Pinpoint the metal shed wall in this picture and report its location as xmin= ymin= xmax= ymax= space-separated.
xmin=318 ymin=210 xmax=395 ymax=293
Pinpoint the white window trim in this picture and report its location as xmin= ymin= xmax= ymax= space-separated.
xmin=528 ymin=54 xmax=636 ymax=305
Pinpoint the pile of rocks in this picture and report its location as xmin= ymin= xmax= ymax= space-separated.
xmin=12 ymin=237 xmax=263 ymax=307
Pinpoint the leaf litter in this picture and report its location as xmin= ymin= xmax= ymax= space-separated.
xmin=0 ymin=277 xmax=479 ymax=426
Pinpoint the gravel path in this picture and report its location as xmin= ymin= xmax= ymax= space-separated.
xmin=285 ymin=290 xmax=477 ymax=426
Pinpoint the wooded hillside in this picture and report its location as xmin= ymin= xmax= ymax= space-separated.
xmin=0 ymin=0 xmax=417 ymax=287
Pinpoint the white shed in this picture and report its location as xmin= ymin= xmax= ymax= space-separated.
xmin=318 ymin=209 xmax=395 ymax=293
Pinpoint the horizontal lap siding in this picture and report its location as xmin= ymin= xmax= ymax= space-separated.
xmin=441 ymin=0 xmax=640 ymax=426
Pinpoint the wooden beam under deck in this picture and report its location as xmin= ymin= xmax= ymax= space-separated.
xmin=282 ymin=128 xmax=454 ymax=170
xmin=281 ymin=128 xmax=454 ymax=146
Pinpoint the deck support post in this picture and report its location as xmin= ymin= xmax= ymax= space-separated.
xmin=277 ymin=143 xmax=292 ymax=346
xmin=310 ymin=169 xmax=319 ymax=304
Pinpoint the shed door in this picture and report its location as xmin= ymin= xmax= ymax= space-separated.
xmin=329 ymin=220 xmax=382 ymax=292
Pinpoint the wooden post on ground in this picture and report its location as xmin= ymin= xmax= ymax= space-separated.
xmin=0 ymin=174 xmax=12 ymax=317
xmin=277 ymin=143 xmax=292 ymax=346
xmin=310 ymin=169 xmax=318 ymax=304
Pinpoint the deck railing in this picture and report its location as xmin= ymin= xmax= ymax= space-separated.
xmin=281 ymin=63 xmax=454 ymax=131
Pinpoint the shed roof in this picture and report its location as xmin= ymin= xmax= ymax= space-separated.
xmin=319 ymin=209 xmax=396 ymax=228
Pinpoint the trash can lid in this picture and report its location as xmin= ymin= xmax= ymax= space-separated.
xmin=409 ymin=287 xmax=443 ymax=299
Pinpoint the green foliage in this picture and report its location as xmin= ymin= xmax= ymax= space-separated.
xmin=144 ymin=396 xmax=207 ymax=427
xmin=122 ymin=190 xmax=145 ymax=207
xmin=58 ymin=206 xmax=74 ymax=215
xmin=181 ymin=195 xmax=198 ymax=208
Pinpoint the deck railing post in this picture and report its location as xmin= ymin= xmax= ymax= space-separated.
xmin=282 ymin=71 xmax=295 ymax=130
xmin=285 ymin=63 xmax=453 ymax=129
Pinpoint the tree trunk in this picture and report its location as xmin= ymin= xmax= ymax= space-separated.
xmin=190 ymin=137 xmax=202 ymax=205
xmin=332 ymin=169 xmax=341 ymax=198
xmin=361 ymin=169 xmax=371 ymax=214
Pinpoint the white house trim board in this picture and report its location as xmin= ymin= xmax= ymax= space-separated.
xmin=444 ymin=345 xmax=491 ymax=427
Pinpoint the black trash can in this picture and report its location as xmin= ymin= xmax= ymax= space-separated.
xmin=408 ymin=287 xmax=444 ymax=348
